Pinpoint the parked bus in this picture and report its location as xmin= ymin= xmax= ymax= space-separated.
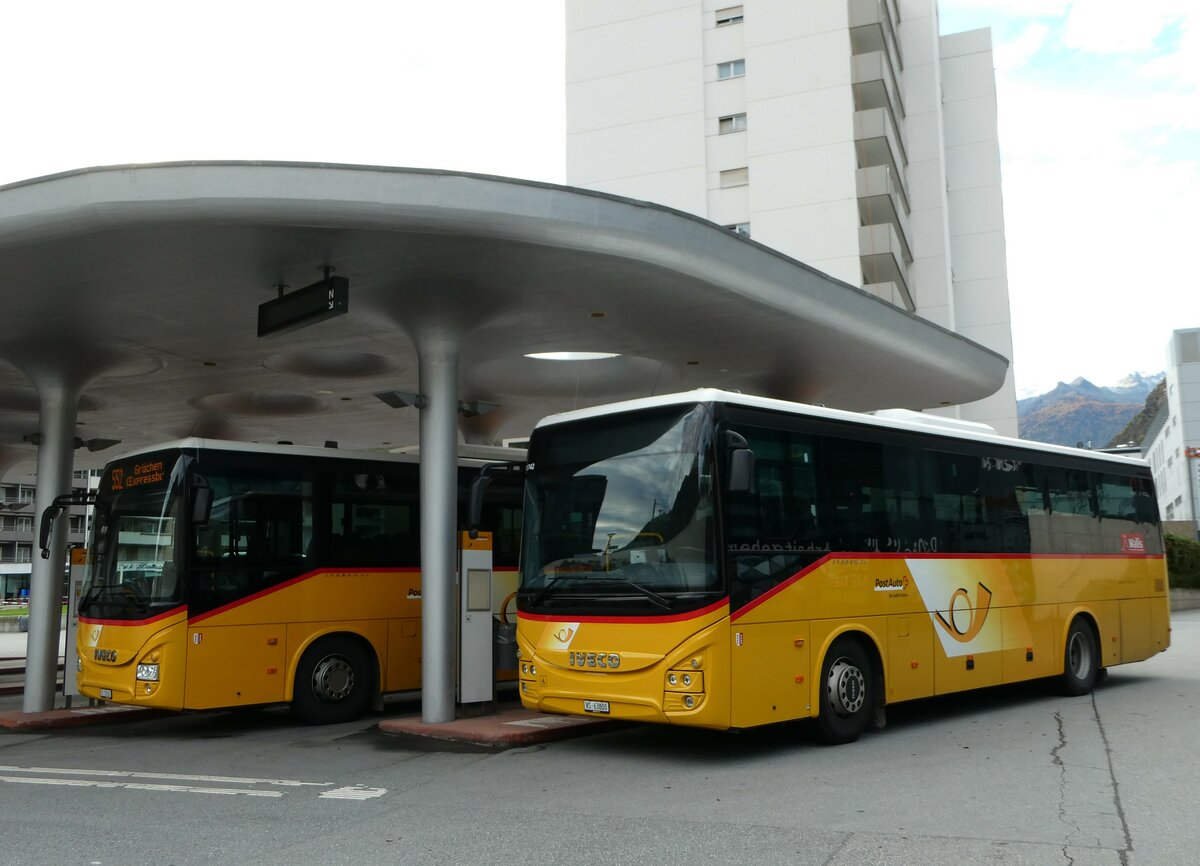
xmin=513 ymin=390 xmax=1170 ymax=743
xmin=61 ymin=439 xmax=523 ymax=723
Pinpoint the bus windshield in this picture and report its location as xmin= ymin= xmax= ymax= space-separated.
xmin=520 ymin=404 xmax=719 ymax=614
xmin=80 ymin=454 xmax=185 ymax=620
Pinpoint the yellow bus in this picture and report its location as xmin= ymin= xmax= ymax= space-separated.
xmin=513 ymin=390 xmax=1170 ymax=743
xmin=67 ymin=439 xmax=523 ymax=723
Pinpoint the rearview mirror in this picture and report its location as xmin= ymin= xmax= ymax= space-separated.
xmin=39 ymin=490 xmax=97 ymax=559
xmin=725 ymin=430 xmax=756 ymax=494
xmin=191 ymin=484 xmax=214 ymax=525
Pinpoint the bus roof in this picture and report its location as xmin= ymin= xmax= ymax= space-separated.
xmin=104 ymin=437 xmax=526 ymax=467
xmin=531 ymin=389 xmax=1150 ymax=470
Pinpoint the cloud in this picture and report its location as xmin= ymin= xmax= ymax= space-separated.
xmin=1062 ymin=0 xmax=1188 ymax=55
xmin=993 ymin=21 xmax=1051 ymax=70
xmin=0 ymin=0 xmax=567 ymax=186
xmin=957 ymin=0 xmax=1199 ymax=392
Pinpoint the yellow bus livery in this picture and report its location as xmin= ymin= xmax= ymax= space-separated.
xmin=515 ymin=390 xmax=1169 ymax=743
xmin=75 ymin=439 xmax=523 ymax=723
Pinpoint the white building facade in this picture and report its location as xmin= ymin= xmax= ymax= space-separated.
xmin=1144 ymin=328 xmax=1200 ymax=538
xmin=566 ymin=0 xmax=1018 ymax=435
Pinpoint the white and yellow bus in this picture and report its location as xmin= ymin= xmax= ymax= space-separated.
xmin=66 ymin=439 xmax=523 ymax=723
xmin=514 ymin=390 xmax=1170 ymax=743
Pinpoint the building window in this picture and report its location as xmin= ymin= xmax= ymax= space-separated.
xmin=719 ymin=113 xmax=747 ymax=134
xmin=720 ymin=167 xmax=749 ymax=188
xmin=725 ymin=223 xmax=751 ymax=238
xmin=717 ymin=59 xmax=745 ymax=80
xmin=716 ymin=6 xmax=744 ymax=26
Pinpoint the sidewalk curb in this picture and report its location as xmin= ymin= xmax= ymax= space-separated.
xmin=0 ymin=705 xmax=167 ymax=731
xmin=378 ymin=707 xmax=620 ymax=748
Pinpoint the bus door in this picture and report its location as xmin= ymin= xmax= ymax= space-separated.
xmin=186 ymin=488 xmax=309 ymax=709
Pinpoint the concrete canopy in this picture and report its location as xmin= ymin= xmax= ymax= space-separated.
xmin=0 ymin=161 xmax=1008 ymax=466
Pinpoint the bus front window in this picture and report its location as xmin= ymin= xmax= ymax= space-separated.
xmin=81 ymin=459 xmax=184 ymax=620
xmin=521 ymin=404 xmax=719 ymax=615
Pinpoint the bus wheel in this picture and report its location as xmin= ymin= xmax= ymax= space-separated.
xmin=292 ymin=637 xmax=372 ymax=725
xmin=1059 ymin=619 xmax=1099 ymax=697
xmin=817 ymin=637 xmax=874 ymax=745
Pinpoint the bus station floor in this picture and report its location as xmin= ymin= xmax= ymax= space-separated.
xmin=0 ymin=626 xmax=615 ymax=745
xmin=0 ymin=686 xmax=615 ymax=745
xmin=376 ymin=701 xmax=618 ymax=748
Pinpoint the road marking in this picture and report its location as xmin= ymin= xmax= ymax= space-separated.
xmin=320 ymin=785 xmax=388 ymax=800
xmin=0 ymin=774 xmax=283 ymax=797
xmin=0 ymin=765 xmax=385 ymax=801
xmin=0 ymin=765 xmax=333 ymax=787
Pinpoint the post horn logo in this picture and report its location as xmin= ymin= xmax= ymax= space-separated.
xmin=554 ymin=626 xmax=575 ymax=643
xmin=934 ymin=582 xmax=993 ymax=643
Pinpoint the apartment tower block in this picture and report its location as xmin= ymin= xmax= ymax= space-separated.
xmin=566 ymin=0 xmax=1018 ymax=434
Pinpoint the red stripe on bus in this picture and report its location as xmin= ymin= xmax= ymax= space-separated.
xmin=518 ymin=597 xmax=729 ymax=625
xmin=187 ymin=567 xmax=421 ymax=624
xmin=729 ymin=551 xmax=1165 ymax=622
xmin=80 ymin=605 xmax=188 ymax=628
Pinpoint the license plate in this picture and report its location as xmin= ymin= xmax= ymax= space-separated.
xmin=583 ymin=700 xmax=610 ymax=714
xmin=99 ymin=688 xmax=112 ymax=700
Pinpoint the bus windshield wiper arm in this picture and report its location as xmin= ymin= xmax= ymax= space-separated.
xmin=529 ymin=575 xmax=579 ymax=606
xmin=78 ymin=582 xmax=109 ymax=614
xmin=614 ymin=579 xmax=673 ymax=610
xmin=587 ymin=576 xmax=674 ymax=610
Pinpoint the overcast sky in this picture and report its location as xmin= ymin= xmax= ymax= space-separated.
xmin=2 ymin=1 xmax=1195 ymax=398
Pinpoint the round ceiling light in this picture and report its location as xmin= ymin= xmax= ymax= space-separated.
xmin=524 ymin=352 xmax=621 ymax=361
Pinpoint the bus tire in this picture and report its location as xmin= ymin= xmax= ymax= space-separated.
xmin=292 ymin=636 xmax=372 ymax=725
xmin=1059 ymin=618 xmax=1099 ymax=697
xmin=817 ymin=636 xmax=874 ymax=745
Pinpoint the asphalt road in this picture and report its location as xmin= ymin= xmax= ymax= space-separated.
xmin=1 ymin=611 xmax=1197 ymax=866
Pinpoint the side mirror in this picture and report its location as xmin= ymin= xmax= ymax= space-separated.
xmin=38 ymin=504 xmax=66 ymax=559
xmin=725 ymin=430 xmax=756 ymax=494
xmin=466 ymin=460 xmax=524 ymax=539
xmin=39 ymin=489 xmax=97 ymax=559
xmin=467 ymin=475 xmax=494 ymax=540
xmin=191 ymin=484 xmax=214 ymax=525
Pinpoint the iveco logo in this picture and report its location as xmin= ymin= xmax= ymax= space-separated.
xmin=93 ymin=648 xmax=117 ymax=663
xmin=568 ymin=651 xmax=620 ymax=669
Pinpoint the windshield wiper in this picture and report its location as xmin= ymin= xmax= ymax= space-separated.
xmin=593 ymin=577 xmax=674 ymax=611
xmin=78 ymin=582 xmax=109 ymax=614
xmin=528 ymin=575 xmax=583 ymax=606
xmin=525 ymin=572 xmax=675 ymax=611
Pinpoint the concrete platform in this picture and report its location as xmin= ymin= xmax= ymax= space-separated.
xmin=378 ymin=706 xmax=619 ymax=748
xmin=0 ymin=704 xmax=166 ymax=731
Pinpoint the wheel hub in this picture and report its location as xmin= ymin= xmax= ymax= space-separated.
xmin=312 ymin=655 xmax=355 ymax=702
xmin=827 ymin=658 xmax=866 ymax=717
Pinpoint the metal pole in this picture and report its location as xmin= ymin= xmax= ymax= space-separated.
xmin=24 ymin=383 xmax=78 ymax=713
xmin=417 ymin=336 xmax=460 ymax=724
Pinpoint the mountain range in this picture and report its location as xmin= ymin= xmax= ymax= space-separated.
xmin=1017 ymin=373 xmax=1164 ymax=448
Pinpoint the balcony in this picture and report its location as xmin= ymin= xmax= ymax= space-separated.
xmin=854 ymin=106 xmax=907 ymax=178
xmin=856 ymin=164 xmax=911 ymax=257
xmin=863 ymin=280 xmax=915 ymax=311
xmin=859 ymin=223 xmax=914 ymax=311
xmin=852 ymin=50 xmax=904 ymax=126
xmin=849 ymin=0 xmax=903 ymax=71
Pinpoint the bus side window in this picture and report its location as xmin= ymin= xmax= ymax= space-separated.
xmin=1044 ymin=467 xmax=1097 ymax=554
xmin=330 ymin=468 xmax=420 ymax=568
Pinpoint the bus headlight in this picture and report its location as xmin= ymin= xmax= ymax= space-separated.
xmin=135 ymin=663 xmax=160 ymax=682
xmin=76 ymin=655 xmax=82 ymax=673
